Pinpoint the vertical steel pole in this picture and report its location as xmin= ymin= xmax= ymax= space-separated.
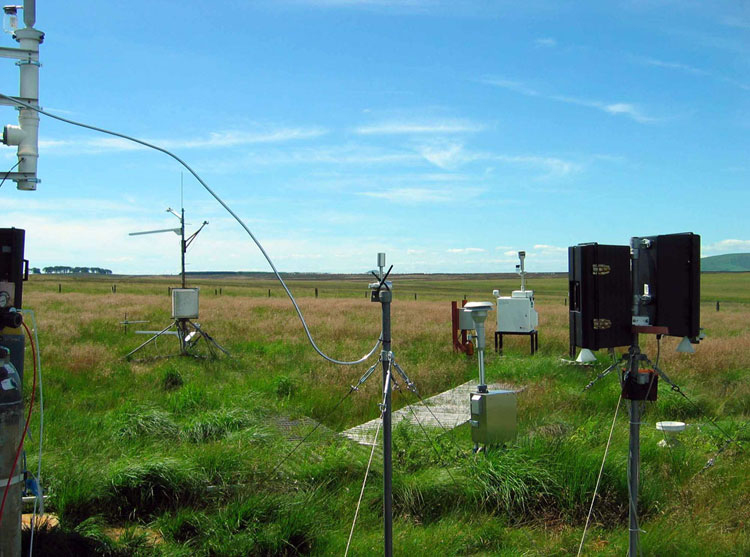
xmin=628 ymin=237 xmax=641 ymax=557
xmin=380 ymin=287 xmax=393 ymax=557
xmin=628 ymin=397 xmax=642 ymax=556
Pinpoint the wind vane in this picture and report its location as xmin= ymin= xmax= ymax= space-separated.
xmin=126 ymin=204 xmax=226 ymax=360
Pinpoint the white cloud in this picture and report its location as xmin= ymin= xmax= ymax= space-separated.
xmin=417 ymin=142 xmax=470 ymax=170
xmin=493 ymin=154 xmax=580 ymax=176
xmin=534 ymin=37 xmax=557 ymax=48
xmin=482 ymin=77 xmax=657 ymax=123
xmin=703 ymin=239 xmax=750 ymax=254
xmin=602 ymin=103 xmax=654 ymax=123
xmin=504 ymin=250 xmax=517 ymax=256
xmin=447 ymin=247 xmax=485 ymax=254
xmin=533 ymin=244 xmax=567 ymax=253
xmin=355 ymin=118 xmax=484 ymax=135
xmin=412 ymin=141 xmax=579 ymax=176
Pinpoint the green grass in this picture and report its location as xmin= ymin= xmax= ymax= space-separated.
xmin=15 ymin=273 xmax=750 ymax=555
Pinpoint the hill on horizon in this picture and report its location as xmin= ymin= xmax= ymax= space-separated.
xmin=702 ymin=253 xmax=750 ymax=272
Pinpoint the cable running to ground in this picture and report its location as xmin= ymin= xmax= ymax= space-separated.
xmin=22 ymin=310 xmax=44 ymax=557
xmin=408 ymin=387 xmax=473 ymax=461
xmin=400 ymin=394 xmax=459 ymax=487
xmin=345 ymin=365 xmax=392 ymax=556
xmin=270 ymin=386 xmax=355 ymax=478
xmin=344 ymin=420 xmax=381 ymax=557
xmin=0 ymin=158 xmax=21 ymax=189
xmin=577 ymin=394 xmax=622 ymax=557
xmin=0 ymin=93 xmax=380 ymax=367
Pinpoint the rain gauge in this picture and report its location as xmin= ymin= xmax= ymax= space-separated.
xmin=460 ymin=302 xmax=517 ymax=450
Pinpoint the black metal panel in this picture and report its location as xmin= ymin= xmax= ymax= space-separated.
xmin=0 ymin=228 xmax=25 ymax=310
xmin=635 ymin=232 xmax=700 ymax=339
xmin=569 ymin=243 xmax=631 ymax=351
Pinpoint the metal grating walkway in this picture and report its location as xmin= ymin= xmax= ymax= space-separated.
xmin=342 ymin=379 xmax=522 ymax=446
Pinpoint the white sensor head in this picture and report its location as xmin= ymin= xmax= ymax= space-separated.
xmin=575 ymin=349 xmax=597 ymax=363
xmin=464 ymin=301 xmax=494 ymax=325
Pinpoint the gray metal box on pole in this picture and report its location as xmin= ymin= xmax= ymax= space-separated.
xmin=470 ymin=390 xmax=517 ymax=445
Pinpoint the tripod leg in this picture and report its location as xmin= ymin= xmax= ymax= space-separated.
xmin=190 ymin=321 xmax=230 ymax=356
xmin=125 ymin=322 xmax=177 ymax=360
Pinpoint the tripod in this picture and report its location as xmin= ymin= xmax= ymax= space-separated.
xmin=125 ymin=315 xmax=228 ymax=360
xmin=127 ymin=206 xmax=228 ymax=360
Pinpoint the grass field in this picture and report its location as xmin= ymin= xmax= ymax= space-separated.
xmin=12 ymin=272 xmax=750 ymax=555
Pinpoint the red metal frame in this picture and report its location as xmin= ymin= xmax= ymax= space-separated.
xmin=451 ymin=300 xmax=474 ymax=355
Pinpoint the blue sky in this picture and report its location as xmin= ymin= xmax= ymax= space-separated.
xmin=1 ymin=0 xmax=748 ymax=274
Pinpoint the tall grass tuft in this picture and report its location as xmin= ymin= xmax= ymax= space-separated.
xmin=468 ymin=445 xmax=560 ymax=521
xmin=107 ymin=458 xmax=205 ymax=519
xmin=183 ymin=408 xmax=256 ymax=443
xmin=161 ymin=368 xmax=184 ymax=391
xmin=113 ymin=406 xmax=180 ymax=440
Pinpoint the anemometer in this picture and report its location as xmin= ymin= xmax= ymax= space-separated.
xmin=126 ymin=201 xmax=227 ymax=359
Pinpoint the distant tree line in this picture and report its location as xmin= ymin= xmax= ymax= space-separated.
xmin=35 ymin=266 xmax=113 ymax=275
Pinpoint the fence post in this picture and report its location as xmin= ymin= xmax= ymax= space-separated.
xmin=315 ymin=288 xmax=318 ymax=298
xmin=716 ymin=301 xmax=720 ymax=312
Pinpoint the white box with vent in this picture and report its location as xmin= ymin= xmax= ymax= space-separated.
xmin=171 ymin=288 xmax=199 ymax=319
xmin=496 ymin=290 xmax=538 ymax=332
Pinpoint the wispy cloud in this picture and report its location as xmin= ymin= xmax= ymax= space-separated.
xmin=720 ymin=15 xmax=750 ymax=30
xmin=412 ymin=140 xmax=580 ymax=175
xmin=283 ymin=0 xmax=440 ymax=13
xmin=641 ymin=57 xmax=708 ymax=76
xmin=359 ymin=186 xmax=484 ymax=204
xmin=481 ymin=77 xmax=657 ymax=123
xmin=295 ymin=0 xmax=434 ymax=5
xmin=534 ymin=37 xmax=557 ymax=48
xmin=637 ymin=56 xmax=750 ymax=91
xmin=355 ymin=118 xmax=484 ymax=135
xmin=39 ymin=127 xmax=328 ymax=155
xmin=248 ymin=145 xmax=420 ymax=166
